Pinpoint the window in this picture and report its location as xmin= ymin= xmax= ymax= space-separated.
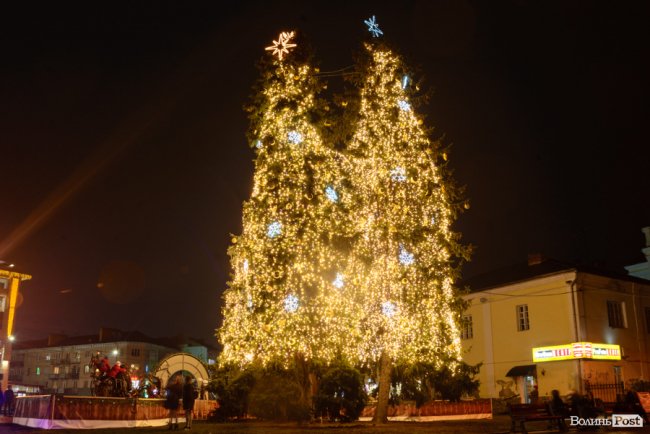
xmin=53 ymin=366 xmax=60 ymax=374
xmin=461 ymin=315 xmax=473 ymax=339
xmin=131 ymin=348 xmax=141 ymax=357
xmin=36 ymin=367 xmax=40 ymax=376
xmin=84 ymin=365 xmax=90 ymax=374
xmin=517 ymin=304 xmax=530 ymax=331
xmin=607 ymin=300 xmax=626 ymax=328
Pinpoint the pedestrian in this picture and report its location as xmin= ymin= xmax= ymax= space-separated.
xmin=4 ymin=385 xmax=15 ymax=416
xmin=164 ymin=376 xmax=182 ymax=430
xmin=548 ymin=389 xmax=568 ymax=431
xmin=182 ymin=376 xmax=198 ymax=430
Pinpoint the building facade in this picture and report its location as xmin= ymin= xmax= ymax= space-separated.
xmin=461 ymin=257 xmax=650 ymax=403
xmin=8 ymin=327 xmax=213 ymax=395
xmin=0 ymin=264 xmax=31 ymax=391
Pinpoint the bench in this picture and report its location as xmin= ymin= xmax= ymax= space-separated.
xmin=508 ymin=403 xmax=566 ymax=434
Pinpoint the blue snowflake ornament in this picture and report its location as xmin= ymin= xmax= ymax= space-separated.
xmin=398 ymin=100 xmax=411 ymax=111
xmin=382 ymin=301 xmax=396 ymax=317
xmin=325 ymin=186 xmax=339 ymax=203
xmin=364 ymin=16 xmax=383 ymax=38
xmin=399 ymin=244 xmax=415 ymax=265
xmin=284 ymin=294 xmax=299 ymax=313
xmin=288 ymin=130 xmax=303 ymax=144
xmin=267 ymin=221 xmax=282 ymax=238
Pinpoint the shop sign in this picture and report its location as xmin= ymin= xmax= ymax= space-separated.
xmin=532 ymin=342 xmax=621 ymax=362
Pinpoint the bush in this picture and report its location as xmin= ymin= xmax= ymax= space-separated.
xmin=208 ymin=366 xmax=256 ymax=421
xmin=248 ymin=369 xmax=305 ymax=421
xmin=314 ymin=364 xmax=367 ymax=421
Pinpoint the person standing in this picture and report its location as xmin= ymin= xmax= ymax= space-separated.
xmin=4 ymin=385 xmax=15 ymax=416
xmin=182 ymin=376 xmax=197 ymax=430
xmin=164 ymin=377 xmax=182 ymax=430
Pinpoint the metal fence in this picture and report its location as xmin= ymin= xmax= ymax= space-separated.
xmin=584 ymin=381 xmax=625 ymax=403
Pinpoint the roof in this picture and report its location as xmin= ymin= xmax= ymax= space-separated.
xmin=461 ymin=258 xmax=650 ymax=293
xmin=13 ymin=329 xmax=177 ymax=351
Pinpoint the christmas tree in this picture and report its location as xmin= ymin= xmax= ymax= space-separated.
xmin=218 ymin=31 xmax=361 ymax=368
xmin=344 ymin=32 xmax=469 ymax=421
xmin=218 ymin=21 xmax=469 ymax=422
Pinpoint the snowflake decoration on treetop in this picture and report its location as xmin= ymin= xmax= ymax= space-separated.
xmin=265 ymin=31 xmax=297 ymax=60
xmin=364 ymin=15 xmax=383 ymax=38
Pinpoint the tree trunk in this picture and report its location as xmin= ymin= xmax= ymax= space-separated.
xmin=372 ymin=352 xmax=392 ymax=424
xmin=294 ymin=354 xmax=315 ymax=415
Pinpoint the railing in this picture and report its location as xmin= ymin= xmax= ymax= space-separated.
xmin=584 ymin=380 xmax=625 ymax=403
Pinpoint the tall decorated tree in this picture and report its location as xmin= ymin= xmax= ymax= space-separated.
xmin=218 ymin=31 xmax=361 ymax=402
xmin=345 ymin=17 xmax=470 ymax=422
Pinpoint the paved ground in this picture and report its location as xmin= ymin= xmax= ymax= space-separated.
xmin=3 ymin=415 xmax=650 ymax=433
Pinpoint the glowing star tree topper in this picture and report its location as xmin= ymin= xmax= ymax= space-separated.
xmin=364 ymin=15 xmax=384 ymax=38
xmin=265 ymin=31 xmax=298 ymax=60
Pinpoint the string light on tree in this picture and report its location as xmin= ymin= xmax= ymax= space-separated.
xmin=265 ymin=31 xmax=297 ymax=60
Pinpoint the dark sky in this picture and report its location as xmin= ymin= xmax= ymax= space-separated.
xmin=1 ymin=1 xmax=649 ymax=344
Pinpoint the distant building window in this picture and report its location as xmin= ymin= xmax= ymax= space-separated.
xmin=0 ymin=278 xmax=7 ymax=289
xmin=131 ymin=348 xmax=140 ymax=357
xmin=517 ymin=304 xmax=530 ymax=331
xmin=461 ymin=315 xmax=473 ymax=339
xmin=36 ymin=367 xmax=40 ymax=376
xmin=607 ymin=300 xmax=626 ymax=328
xmin=45 ymin=354 xmax=51 ymax=361
xmin=53 ymin=366 xmax=60 ymax=374
xmin=84 ymin=365 xmax=90 ymax=374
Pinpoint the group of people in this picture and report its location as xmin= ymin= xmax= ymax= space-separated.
xmin=0 ymin=385 xmax=15 ymax=416
xmin=164 ymin=376 xmax=198 ymax=430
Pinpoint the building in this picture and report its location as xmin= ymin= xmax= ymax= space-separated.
xmin=0 ymin=263 xmax=32 ymax=391
xmin=625 ymin=227 xmax=650 ymax=280
xmin=460 ymin=255 xmax=650 ymax=403
xmin=9 ymin=327 xmax=216 ymax=395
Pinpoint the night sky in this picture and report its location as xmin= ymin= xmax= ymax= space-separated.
xmin=2 ymin=1 xmax=649 ymax=345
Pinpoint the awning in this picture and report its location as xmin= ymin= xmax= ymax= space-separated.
xmin=506 ymin=365 xmax=537 ymax=377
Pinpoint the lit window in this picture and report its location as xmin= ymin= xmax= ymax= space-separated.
xmin=131 ymin=348 xmax=141 ymax=357
xmin=461 ymin=315 xmax=473 ymax=340
xmin=36 ymin=367 xmax=40 ymax=376
xmin=607 ymin=301 xmax=626 ymax=328
xmin=53 ymin=366 xmax=60 ymax=375
xmin=517 ymin=304 xmax=530 ymax=331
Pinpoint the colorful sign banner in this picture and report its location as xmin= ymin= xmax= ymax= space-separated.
xmin=532 ymin=342 xmax=621 ymax=362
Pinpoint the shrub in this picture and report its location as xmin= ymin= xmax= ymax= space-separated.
xmin=314 ymin=364 xmax=367 ymax=421
xmin=248 ymin=369 xmax=304 ymax=421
